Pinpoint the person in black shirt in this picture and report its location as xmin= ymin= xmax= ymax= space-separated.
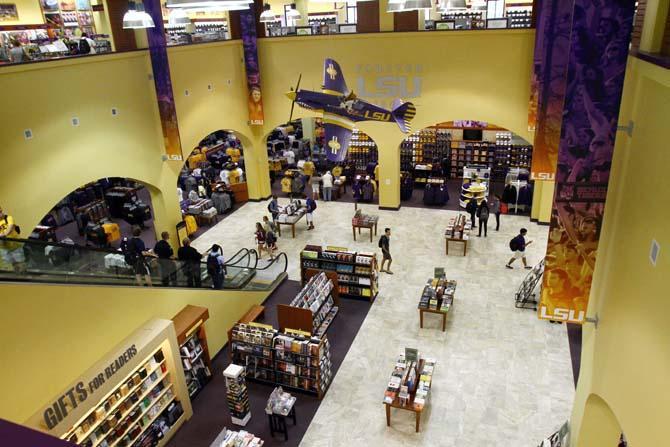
xmin=178 ymin=237 xmax=202 ymax=287
xmin=154 ymin=231 xmax=176 ymax=286
xmin=378 ymin=228 xmax=393 ymax=274
xmin=506 ymin=228 xmax=533 ymax=269
xmin=466 ymin=198 xmax=478 ymax=229
xmin=128 ymin=227 xmax=156 ymax=286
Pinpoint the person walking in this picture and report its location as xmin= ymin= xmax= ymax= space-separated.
xmin=125 ymin=227 xmax=156 ymax=286
xmin=466 ymin=198 xmax=478 ymax=229
xmin=262 ymin=215 xmax=277 ymax=234
xmin=206 ymin=244 xmax=226 ymax=289
xmin=266 ymin=229 xmax=278 ymax=260
xmin=506 ymin=228 xmax=533 ymax=269
xmin=154 ymin=231 xmax=176 ymax=286
xmin=490 ymin=194 xmax=502 ymax=231
xmin=0 ymin=205 xmax=26 ymax=273
xmin=477 ymin=199 xmax=490 ymax=237
xmin=255 ymin=222 xmax=267 ymax=258
xmin=268 ymin=195 xmax=279 ymax=222
xmin=322 ymin=171 xmax=333 ymax=202
xmin=310 ymin=172 xmax=321 ymax=200
xmin=178 ymin=237 xmax=203 ymax=287
xmin=306 ymin=193 xmax=317 ymax=230
xmin=378 ymin=228 xmax=393 ymax=274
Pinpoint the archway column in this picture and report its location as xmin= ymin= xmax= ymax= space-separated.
xmin=359 ymin=124 xmax=404 ymax=209
xmin=243 ymin=129 xmax=272 ymax=200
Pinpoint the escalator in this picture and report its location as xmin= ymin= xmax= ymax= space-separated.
xmin=0 ymin=236 xmax=287 ymax=291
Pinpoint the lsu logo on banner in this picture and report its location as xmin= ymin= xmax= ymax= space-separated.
xmin=539 ymin=306 xmax=585 ymax=323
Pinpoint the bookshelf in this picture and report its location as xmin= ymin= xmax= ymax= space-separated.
xmin=224 ymin=364 xmax=251 ymax=426
xmin=277 ymin=271 xmax=340 ymax=337
xmin=300 ymin=245 xmax=379 ymax=302
xmin=172 ymin=305 xmax=213 ymax=401
xmin=230 ymin=323 xmax=333 ymax=399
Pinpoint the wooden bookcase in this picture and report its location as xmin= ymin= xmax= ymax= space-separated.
xmin=300 ymin=245 xmax=378 ymax=302
xmin=172 ymin=305 xmax=213 ymax=401
xmin=230 ymin=323 xmax=333 ymax=399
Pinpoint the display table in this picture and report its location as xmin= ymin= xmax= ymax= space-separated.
xmin=383 ymin=352 xmax=435 ymax=433
xmin=445 ymin=214 xmax=471 ymax=256
xmin=418 ymin=278 xmax=456 ymax=331
xmin=352 ymin=210 xmax=379 ymax=242
xmin=277 ymin=207 xmax=307 ymax=238
xmin=265 ymin=387 xmax=297 ymax=441
xmin=209 ymin=427 xmax=264 ymax=447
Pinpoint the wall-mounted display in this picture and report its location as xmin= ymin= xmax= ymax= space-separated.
xmin=0 ymin=3 xmax=19 ymax=21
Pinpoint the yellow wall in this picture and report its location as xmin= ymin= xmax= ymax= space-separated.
xmin=569 ymin=56 xmax=670 ymax=446
xmin=2 ymin=0 xmax=44 ymax=25
xmin=0 ymin=282 xmax=269 ymax=425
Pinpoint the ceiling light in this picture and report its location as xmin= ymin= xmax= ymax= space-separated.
xmin=122 ymin=1 xmax=155 ymax=29
xmin=470 ymin=0 xmax=486 ymax=9
xmin=166 ymin=0 xmax=252 ymax=8
xmin=286 ymin=3 xmax=301 ymax=18
xmin=402 ymin=0 xmax=431 ymax=10
xmin=443 ymin=0 xmax=466 ymax=10
xmin=387 ymin=1 xmax=408 ymax=12
xmin=260 ymin=3 xmax=275 ymax=22
xmin=168 ymin=8 xmax=191 ymax=25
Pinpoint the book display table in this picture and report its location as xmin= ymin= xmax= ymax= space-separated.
xmin=418 ymin=278 xmax=456 ymax=332
xmin=383 ymin=352 xmax=435 ymax=433
xmin=265 ymin=387 xmax=297 ymax=441
xmin=276 ymin=203 xmax=307 ymax=238
xmin=351 ymin=210 xmax=379 ymax=242
xmin=445 ymin=214 xmax=471 ymax=256
xmin=209 ymin=427 xmax=264 ymax=446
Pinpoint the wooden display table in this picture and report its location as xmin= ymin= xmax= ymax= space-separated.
xmin=383 ymin=353 xmax=436 ymax=433
xmin=277 ymin=209 xmax=307 ymax=238
xmin=351 ymin=210 xmax=379 ymax=242
xmin=444 ymin=214 xmax=470 ymax=256
xmin=229 ymin=182 xmax=249 ymax=203
xmin=418 ymin=278 xmax=456 ymax=332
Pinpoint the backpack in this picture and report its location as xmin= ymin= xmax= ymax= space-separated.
xmin=307 ymin=199 xmax=317 ymax=212
xmin=78 ymin=38 xmax=91 ymax=55
xmin=378 ymin=235 xmax=385 ymax=249
xmin=509 ymin=237 xmax=519 ymax=251
xmin=207 ymin=253 xmax=220 ymax=275
xmin=480 ymin=207 xmax=489 ymax=220
xmin=120 ymin=237 xmax=137 ymax=266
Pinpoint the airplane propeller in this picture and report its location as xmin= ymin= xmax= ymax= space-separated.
xmin=288 ymin=73 xmax=302 ymax=123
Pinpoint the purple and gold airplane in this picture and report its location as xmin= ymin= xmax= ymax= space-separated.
xmin=286 ymin=58 xmax=416 ymax=162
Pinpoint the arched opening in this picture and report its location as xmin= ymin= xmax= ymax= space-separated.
xmin=577 ymin=394 xmax=626 ymax=446
xmin=266 ymin=117 xmax=380 ymax=204
xmin=398 ymin=120 xmax=532 ymax=212
xmin=178 ymin=129 xmax=249 ymax=241
xmin=29 ymin=177 xmax=157 ymax=249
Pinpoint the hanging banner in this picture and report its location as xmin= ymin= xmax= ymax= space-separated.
xmin=538 ymin=0 xmax=635 ymax=323
xmin=144 ymin=0 xmax=183 ymax=160
xmin=240 ymin=6 xmax=264 ymax=126
xmin=529 ymin=0 xmax=575 ymax=180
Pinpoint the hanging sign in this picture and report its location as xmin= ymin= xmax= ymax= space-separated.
xmin=240 ymin=6 xmax=264 ymax=126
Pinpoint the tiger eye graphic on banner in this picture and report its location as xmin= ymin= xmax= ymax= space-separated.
xmin=538 ymin=0 xmax=635 ymax=324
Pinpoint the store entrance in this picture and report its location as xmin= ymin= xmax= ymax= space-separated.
xmin=267 ymin=118 xmax=379 ymax=205
xmin=399 ymin=120 xmax=533 ymax=213
xmin=178 ymin=130 xmax=249 ymax=241
xmin=30 ymin=177 xmax=157 ymax=249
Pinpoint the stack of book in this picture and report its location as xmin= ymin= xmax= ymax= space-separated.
xmin=223 ymin=364 xmax=251 ymax=426
xmin=445 ymin=214 xmax=470 ymax=240
xmin=418 ymin=278 xmax=457 ymax=313
xmin=414 ymin=358 xmax=436 ymax=411
xmin=212 ymin=428 xmax=264 ymax=447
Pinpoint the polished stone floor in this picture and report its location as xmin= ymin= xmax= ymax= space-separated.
xmin=192 ymin=199 xmax=574 ymax=447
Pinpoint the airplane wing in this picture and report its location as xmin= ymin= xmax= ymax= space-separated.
xmin=322 ymin=58 xmax=350 ymax=97
xmin=323 ymin=114 xmax=354 ymax=162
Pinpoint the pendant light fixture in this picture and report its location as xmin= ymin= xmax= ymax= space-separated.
xmin=442 ymin=0 xmax=466 ymax=10
xmin=386 ymin=0 xmax=407 ymax=12
xmin=122 ymin=1 xmax=155 ymax=29
xmin=168 ymin=8 xmax=191 ymax=25
xmin=165 ymin=0 xmax=252 ymax=10
xmin=402 ymin=0 xmax=431 ymax=10
xmin=470 ymin=0 xmax=486 ymax=9
xmin=260 ymin=3 xmax=275 ymax=22
xmin=286 ymin=3 xmax=301 ymax=19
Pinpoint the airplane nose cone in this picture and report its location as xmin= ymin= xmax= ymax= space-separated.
xmin=286 ymin=91 xmax=297 ymax=101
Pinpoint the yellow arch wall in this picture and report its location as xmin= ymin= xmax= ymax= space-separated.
xmin=569 ymin=56 xmax=670 ymax=446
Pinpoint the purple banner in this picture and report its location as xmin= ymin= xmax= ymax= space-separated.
xmin=0 ymin=419 xmax=76 ymax=447
xmin=240 ymin=5 xmax=264 ymax=126
xmin=144 ymin=0 xmax=183 ymax=159
xmin=539 ymin=0 xmax=635 ymax=323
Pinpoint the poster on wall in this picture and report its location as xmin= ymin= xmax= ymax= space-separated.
xmin=144 ymin=0 xmax=184 ymax=160
xmin=240 ymin=6 xmax=264 ymax=126
xmin=529 ymin=0 xmax=574 ymax=181
xmin=538 ymin=0 xmax=634 ymax=324
xmin=0 ymin=4 xmax=18 ymax=21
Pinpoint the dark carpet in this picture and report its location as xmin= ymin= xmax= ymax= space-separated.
xmin=566 ymin=323 xmax=582 ymax=387
xmin=166 ymin=279 xmax=373 ymax=447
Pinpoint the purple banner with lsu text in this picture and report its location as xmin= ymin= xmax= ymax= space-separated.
xmin=539 ymin=0 xmax=635 ymax=323
xmin=240 ymin=6 xmax=264 ymax=126
xmin=144 ymin=0 xmax=183 ymax=159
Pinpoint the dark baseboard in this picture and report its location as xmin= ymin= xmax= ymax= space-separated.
xmin=530 ymin=218 xmax=550 ymax=226
xmin=247 ymin=195 xmax=272 ymax=202
xmin=379 ymin=205 xmax=401 ymax=211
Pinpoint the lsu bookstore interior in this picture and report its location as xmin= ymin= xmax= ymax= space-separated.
xmin=1 ymin=2 xmax=668 ymax=447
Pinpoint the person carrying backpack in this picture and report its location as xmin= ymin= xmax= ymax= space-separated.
xmin=477 ymin=199 xmax=490 ymax=237
xmin=206 ymin=244 xmax=226 ymax=289
xmin=466 ymin=198 xmax=478 ymax=229
xmin=306 ymin=194 xmax=317 ymax=230
xmin=78 ymin=33 xmax=96 ymax=55
xmin=122 ymin=227 xmax=156 ymax=286
xmin=268 ymin=195 xmax=279 ymax=222
xmin=378 ymin=227 xmax=393 ymax=274
xmin=266 ymin=230 xmax=278 ymax=260
xmin=506 ymin=228 xmax=533 ymax=269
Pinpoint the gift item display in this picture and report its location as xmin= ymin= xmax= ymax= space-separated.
xmin=459 ymin=166 xmax=491 ymax=208
xmin=351 ymin=209 xmax=379 ymax=242
xmin=301 ymin=245 xmax=378 ymax=301
xmin=230 ymin=323 xmax=333 ymax=398
xmin=418 ymin=277 xmax=457 ymax=331
xmin=224 ymin=364 xmax=251 ymax=426
xmin=264 ymin=387 xmax=297 ymax=441
xmin=445 ymin=214 xmax=471 ymax=256
xmin=383 ymin=351 xmax=436 ymax=432
xmin=165 ymin=21 xmax=229 ymax=47
xmin=209 ymin=427 xmax=263 ymax=447
xmin=278 ymin=272 xmax=339 ymax=337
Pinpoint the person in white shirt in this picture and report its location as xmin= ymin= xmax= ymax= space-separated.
xmin=322 ymin=171 xmax=333 ymax=201
xmin=219 ymin=168 xmax=230 ymax=184
xmin=234 ymin=166 xmax=245 ymax=182
xmin=285 ymin=149 xmax=296 ymax=167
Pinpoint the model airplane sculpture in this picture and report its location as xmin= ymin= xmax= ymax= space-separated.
xmin=286 ymin=58 xmax=416 ymax=162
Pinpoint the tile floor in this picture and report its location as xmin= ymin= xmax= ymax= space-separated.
xmin=192 ymin=199 xmax=574 ymax=447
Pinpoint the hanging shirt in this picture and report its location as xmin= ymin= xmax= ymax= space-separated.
xmin=285 ymin=150 xmax=296 ymax=165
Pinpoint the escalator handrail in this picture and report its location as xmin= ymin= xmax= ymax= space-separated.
xmin=255 ymin=251 xmax=288 ymax=273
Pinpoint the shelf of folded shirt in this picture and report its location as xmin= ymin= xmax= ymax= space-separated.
xmin=383 ymin=354 xmax=436 ymax=433
xmin=418 ymin=277 xmax=456 ymax=332
xmin=444 ymin=214 xmax=471 ymax=256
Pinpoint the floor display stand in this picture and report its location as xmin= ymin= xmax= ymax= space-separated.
xmin=26 ymin=319 xmax=192 ymax=447
xmin=418 ymin=277 xmax=457 ymax=332
xmin=224 ymin=364 xmax=251 ymax=426
xmin=277 ymin=271 xmax=339 ymax=337
xmin=515 ymin=260 xmax=545 ymax=310
xmin=209 ymin=427 xmax=264 ymax=447
xmin=459 ymin=166 xmax=491 ymax=208
xmin=301 ymin=245 xmax=378 ymax=301
xmin=383 ymin=350 xmax=436 ymax=433
xmin=444 ymin=214 xmax=471 ymax=256
xmin=230 ymin=323 xmax=333 ymax=398
xmin=172 ymin=305 xmax=213 ymax=401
